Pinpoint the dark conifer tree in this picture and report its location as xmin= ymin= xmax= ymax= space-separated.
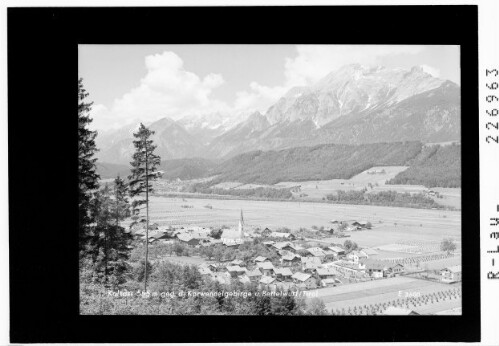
xmin=128 ymin=123 xmax=162 ymax=291
xmin=112 ymin=175 xmax=130 ymax=227
xmin=78 ymin=78 xmax=99 ymax=256
xmin=90 ymin=184 xmax=133 ymax=286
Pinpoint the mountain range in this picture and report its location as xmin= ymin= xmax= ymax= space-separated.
xmin=95 ymin=64 xmax=460 ymax=165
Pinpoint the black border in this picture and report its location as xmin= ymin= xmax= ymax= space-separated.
xmin=8 ymin=6 xmax=479 ymax=343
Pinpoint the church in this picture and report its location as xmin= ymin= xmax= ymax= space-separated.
xmin=221 ymin=210 xmax=246 ymax=245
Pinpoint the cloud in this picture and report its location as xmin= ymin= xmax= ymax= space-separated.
xmin=91 ymin=45 xmax=431 ymax=130
xmin=91 ymin=51 xmax=228 ymax=130
xmin=232 ymin=45 xmax=427 ymax=114
xmin=420 ymin=64 xmax=441 ymax=78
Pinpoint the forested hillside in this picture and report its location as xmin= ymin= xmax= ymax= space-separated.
xmin=386 ymin=144 xmax=461 ymax=188
xmin=97 ymin=158 xmax=218 ymax=180
xmin=159 ymin=158 xmax=218 ymax=180
xmin=211 ymin=142 xmax=423 ymax=184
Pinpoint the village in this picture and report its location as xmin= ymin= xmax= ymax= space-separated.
xmin=128 ymin=209 xmax=462 ymax=315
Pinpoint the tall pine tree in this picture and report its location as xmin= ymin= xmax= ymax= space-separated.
xmin=128 ymin=123 xmax=162 ymax=291
xmin=78 ymin=78 xmax=99 ymax=256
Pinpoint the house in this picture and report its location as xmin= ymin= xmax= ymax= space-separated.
xmin=213 ymin=272 xmax=231 ymax=285
xmin=262 ymin=241 xmax=275 ymax=247
xmin=149 ymin=231 xmax=169 ymax=241
xmin=284 ymin=243 xmax=304 ymax=253
xmin=272 ymin=242 xmax=291 ymax=251
xmin=362 ymin=259 xmax=389 ymax=278
xmin=351 ymin=221 xmax=369 ymax=228
xmin=331 ymin=261 xmax=366 ymax=276
xmin=270 ymin=232 xmax=296 ymax=240
xmin=226 ymin=265 xmax=247 ymax=278
xmin=306 ymin=247 xmax=326 ymax=258
xmin=207 ymin=263 xmax=220 ymax=272
xmin=230 ymin=259 xmax=244 ymax=266
xmin=259 ymin=275 xmax=276 ymax=286
xmin=323 ymin=250 xmax=337 ymax=260
xmin=291 ymin=272 xmax=317 ymax=289
xmin=321 ymin=278 xmax=338 ymax=287
xmin=301 ymin=256 xmax=322 ymax=272
xmin=281 ymin=253 xmax=301 ymax=266
xmin=177 ymin=233 xmax=200 ymax=246
xmin=388 ymin=263 xmax=405 ymax=276
xmin=347 ymin=250 xmax=368 ymax=263
xmin=328 ymin=246 xmax=346 ymax=256
xmin=222 ymin=239 xmax=243 ymax=248
xmin=246 ymin=268 xmax=263 ymax=282
xmin=383 ymin=306 xmax=420 ymax=315
xmin=441 ymin=265 xmax=462 ymax=283
xmin=257 ymin=261 xmax=275 ymax=276
xmin=274 ymin=267 xmax=293 ymax=281
xmin=221 ymin=228 xmax=244 ymax=243
xmin=261 ymin=228 xmax=272 ymax=237
xmin=254 ymin=256 xmax=268 ymax=263
xmin=238 ymin=274 xmax=251 ymax=284
xmin=316 ymin=267 xmax=336 ymax=280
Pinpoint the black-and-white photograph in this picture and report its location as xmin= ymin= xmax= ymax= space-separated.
xmin=78 ymin=44 xmax=462 ymax=316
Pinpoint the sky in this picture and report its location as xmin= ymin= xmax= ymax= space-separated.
xmin=78 ymin=45 xmax=460 ymax=131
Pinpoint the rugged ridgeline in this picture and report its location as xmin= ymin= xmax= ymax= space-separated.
xmin=210 ymin=142 xmax=423 ymax=185
xmin=205 ymin=65 xmax=460 ymax=158
xmin=386 ymin=144 xmax=461 ymax=188
xmin=96 ymin=64 xmax=460 ymax=164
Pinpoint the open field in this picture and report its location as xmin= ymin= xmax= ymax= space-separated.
xmin=418 ymin=256 xmax=462 ymax=270
xmin=146 ymin=196 xmax=461 ymax=249
xmin=207 ymin=165 xmax=460 ymax=209
xmin=275 ymin=166 xmax=408 ymax=199
xmin=348 ymin=166 xmax=409 ymax=184
xmin=308 ymin=276 xmax=460 ymax=313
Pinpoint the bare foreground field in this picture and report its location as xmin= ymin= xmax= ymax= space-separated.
xmin=147 ymin=196 xmax=461 ymax=248
xmin=308 ymin=277 xmax=461 ymax=314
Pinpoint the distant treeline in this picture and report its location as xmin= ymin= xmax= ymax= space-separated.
xmin=325 ymin=190 xmax=444 ymax=209
xmin=184 ymin=183 xmax=293 ymax=199
xmin=386 ymin=144 xmax=461 ymax=188
xmin=211 ymin=141 xmax=423 ymax=184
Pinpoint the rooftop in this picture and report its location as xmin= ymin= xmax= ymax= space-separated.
xmin=257 ymin=262 xmax=274 ymax=270
xmin=260 ymin=276 xmax=276 ymax=285
xmin=292 ymin=272 xmax=312 ymax=282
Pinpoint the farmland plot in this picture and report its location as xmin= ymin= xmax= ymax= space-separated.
xmin=145 ymin=196 xmax=460 ymax=248
xmin=308 ymin=277 xmax=460 ymax=314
